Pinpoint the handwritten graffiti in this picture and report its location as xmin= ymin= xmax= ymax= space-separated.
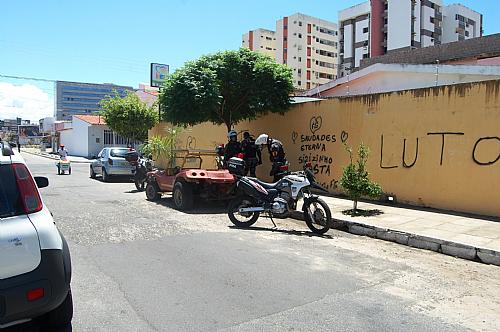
xmin=291 ymin=131 xmax=298 ymax=144
xmin=472 ymin=137 xmax=500 ymax=165
xmin=381 ymin=133 xmax=499 ymax=169
xmin=318 ymin=179 xmax=338 ymax=191
xmin=186 ymin=136 xmax=197 ymax=150
xmin=341 ymin=130 xmax=349 ymax=143
xmin=310 ymin=116 xmax=322 ymax=134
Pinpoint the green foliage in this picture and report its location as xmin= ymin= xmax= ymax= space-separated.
xmin=141 ymin=127 xmax=182 ymax=167
xmin=100 ymin=91 xmax=159 ymax=142
xmin=159 ymin=48 xmax=294 ymax=131
xmin=340 ymin=143 xmax=382 ymax=210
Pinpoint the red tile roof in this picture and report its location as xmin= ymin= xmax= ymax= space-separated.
xmin=74 ymin=115 xmax=106 ymax=125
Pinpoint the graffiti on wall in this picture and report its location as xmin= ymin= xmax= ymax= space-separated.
xmin=291 ymin=116 xmax=348 ymax=189
xmin=380 ymin=133 xmax=500 ymax=168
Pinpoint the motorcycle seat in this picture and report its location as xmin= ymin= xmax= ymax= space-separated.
xmin=248 ymin=177 xmax=279 ymax=189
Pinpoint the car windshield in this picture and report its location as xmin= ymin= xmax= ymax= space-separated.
xmin=0 ymin=164 xmax=23 ymax=218
xmin=110 ymin=149 xmax=131 ymax=158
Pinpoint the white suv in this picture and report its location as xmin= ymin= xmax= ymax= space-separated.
xmin=0 ymin=141 xmax=72 ymax=329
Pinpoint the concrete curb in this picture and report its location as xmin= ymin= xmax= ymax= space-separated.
xmin=22 ymin=150 xmax=93 ymax=164
xmin=290 ymin=210 xmax=500 ymax=267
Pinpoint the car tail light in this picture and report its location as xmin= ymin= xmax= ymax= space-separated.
xmin=279 ymin=165 xmax=289 ymax=171
xmin=108 ymin=158 xmax=113 ymax=165
xmin=26 ymin=288 xmax=44 ymax=301
xmin=12 ymin=164 xmax=43 ymax=214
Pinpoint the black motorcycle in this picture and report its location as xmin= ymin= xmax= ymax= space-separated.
xmin=133 ymin=157 xmax=154 ymax=191
xmin=126 ymin=151 xmax=154 ymax=191
xmin=227 ymin=158 xmax=332 ymax=235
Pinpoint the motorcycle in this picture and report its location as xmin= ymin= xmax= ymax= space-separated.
xmin=227 ymin=158 xmax=332 ymax=235
xmin=125 ymin=151 xmax=154 ymax=191
xmin=133 ymin=157 xmax=154 ymax=191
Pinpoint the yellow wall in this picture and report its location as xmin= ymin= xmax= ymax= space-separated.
xmin=150 ymin=80 xmax=500 ymax=217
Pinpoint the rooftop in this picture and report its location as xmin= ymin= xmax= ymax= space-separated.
xmin=74 ymin=114 xmax=106 ymax=125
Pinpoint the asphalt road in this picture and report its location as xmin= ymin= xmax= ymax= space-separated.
xmin=9 ymin=153 xmax=500 ymax=331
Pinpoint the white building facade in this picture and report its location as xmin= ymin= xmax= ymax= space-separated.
xmin=339 ymin=0 xmax=482 ymax=76
xmin=275 ymin=13 xmax=339 ymax=90
xmin=442 ymin=4 xmax=482 ymax=43
xmin=242 ymin=28 xmax=277 ymax=58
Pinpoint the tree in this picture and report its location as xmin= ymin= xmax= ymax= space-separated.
xmin=340 ymin=143 xmax=382 ymax=211
xmin=159 ymin=48 xmax=294 ymax=132
xmin=141 ymin=127 xmax=182 ymax=168
xmin=100 ymin=91 xmax=159 ymax=142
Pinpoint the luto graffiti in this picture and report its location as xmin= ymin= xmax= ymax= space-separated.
xmin=380 ymin=133 xmax=500 ymax=168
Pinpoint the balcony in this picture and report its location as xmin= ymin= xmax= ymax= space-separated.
xmin=435 ymin=12 xmax=443 ymax=21
xmin=435 ymin=27 xmax=442 ymax=35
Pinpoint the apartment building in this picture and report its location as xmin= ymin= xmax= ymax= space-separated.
xmin=55 ymin=81 xmax=133 ymax=120
xmin=338 ymin=2 xmax=371 ymax=76
xmin=442 ymin=4 xmax=482 ymax=43
xmin=339 ymin=0 xmax=482 ymax=76
xmin=242 ymin=28 xmax=277 ymax=58
xmin=275 ymin=13 xmax=339 ymax=90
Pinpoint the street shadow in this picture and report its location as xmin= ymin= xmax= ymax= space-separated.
xmin=228 ymin=225 xmax=334 ymax=239
xmin=342 ymin=209 xmax=384 ymax=217
xmin=89 ymin=176 xmax=134 ymax=184
xmin=3 ymin=322 xmax=72 ymax=332
xmin=149 ymin=196 xmax=229 ymax=215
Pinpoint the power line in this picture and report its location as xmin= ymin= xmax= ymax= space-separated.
xmin=0 ymin=74 xmax=56 ymax=83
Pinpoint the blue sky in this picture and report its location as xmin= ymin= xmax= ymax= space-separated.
xmin=0 ymin=0 xmax=498 ymax=121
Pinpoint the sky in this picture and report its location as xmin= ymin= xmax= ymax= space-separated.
xmin=1 ymin=0 xmax=499 ymax=122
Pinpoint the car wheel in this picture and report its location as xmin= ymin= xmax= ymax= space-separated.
xmin=39 ymin=289 xmax=73 ymax=328
xmin=102 ymin=167 xmax=109 ymax=182
xmin=173 ymin=181 xmax=194 ymax=211
xmin=146 ymin=181 xmax=161 ymax=201
xmin=90 ymin=165 xmax=96 ymax=179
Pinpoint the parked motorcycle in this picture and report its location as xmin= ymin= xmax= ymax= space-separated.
xmin=227 ymin=158 xmax=332 ymax=234
xmin=125 ymin=151 xmax=154 ymax=191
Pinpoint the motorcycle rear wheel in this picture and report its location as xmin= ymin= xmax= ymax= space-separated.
xmin=228 ymin=196 xmax=260 ymax=228
xmin=303 ymin=198 xmax=331 ymax=235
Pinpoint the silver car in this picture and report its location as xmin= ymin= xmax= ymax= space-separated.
xmin=90 ymin=147 xmax=136 ymax=182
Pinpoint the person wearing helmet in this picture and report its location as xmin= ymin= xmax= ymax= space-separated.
xmin=255 ymin=134 xmax=287 ymax=181
xmin=223 ymin=130 xmax=241 ymax=167
xmin=57 ymin=144 xmax=69 ymax=161
xmin=241 ymin=131 xmax=262 ymax=177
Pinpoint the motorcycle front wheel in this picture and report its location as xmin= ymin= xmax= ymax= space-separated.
xmin=228 ymin=195 xmax=260 ymax=228
xmin=303 ymin=198 xmax=331 ymax=235
xmin=135 ymin=177 xmax=146 ymax=191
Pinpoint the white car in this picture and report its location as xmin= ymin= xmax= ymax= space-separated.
xmin=0 ymin=141 xmax=72 ymax=329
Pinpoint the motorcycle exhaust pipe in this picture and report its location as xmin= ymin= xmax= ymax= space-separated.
xmin=239 ymin=207 xmax=265 ymax=213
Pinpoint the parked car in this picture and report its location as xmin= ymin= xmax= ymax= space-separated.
xmin=90 ymin=147 xmax=136 ymax=182
xmin=0 ymin=141 xmax=72 ymax=329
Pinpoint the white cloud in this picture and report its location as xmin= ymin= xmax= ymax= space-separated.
xmin=0 ymin=82 xmax=54 ymax=122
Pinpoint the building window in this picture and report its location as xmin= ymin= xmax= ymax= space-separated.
xmin=298 ymin=57 xmax=302 ymax=62
xmin=298 ymin=33 xmax=302 ymax=38
xmin=465 ymin=30 xmax=469 ymax=37
xmin=104 ymin=130 xmax=113 ymax=145
xmin=299 ymin=21 xmax=302 ymax=26
xmin=363 ymin=27 xmax=369 ymax=33
xmin=297 ymin=81 xmax=302 ymax=86
xmin=96 ymin=138 xmax=100 ymax=143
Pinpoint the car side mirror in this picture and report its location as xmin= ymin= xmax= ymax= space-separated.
xmin=34 ymin=176 xmax=49 ymax=188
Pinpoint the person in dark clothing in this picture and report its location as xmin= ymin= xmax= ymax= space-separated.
xmin=240 ymin=132 xmax=262 ymax=177
xmin=255 ymin=134 xmax=287 ymax=182
xmin=223 ymin=130 xmax=241 ymax=167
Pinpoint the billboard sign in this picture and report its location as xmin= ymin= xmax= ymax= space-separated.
xmin=150 ymin=63 xmax=169 ymax=87
xmin=18 ymin=125 xmax=40 ymax=138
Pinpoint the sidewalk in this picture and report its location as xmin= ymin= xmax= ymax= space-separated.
xmin=21 ymin=148 xmax=94 ymax=163
xmin=295 ymin=196 xmax=500 ymax=267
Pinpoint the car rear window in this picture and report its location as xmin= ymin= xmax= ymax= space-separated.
xmin=110 ymin=149 xmax=131 ymax=158
xmin=0 ymin=164 xmax=23 ymax=218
